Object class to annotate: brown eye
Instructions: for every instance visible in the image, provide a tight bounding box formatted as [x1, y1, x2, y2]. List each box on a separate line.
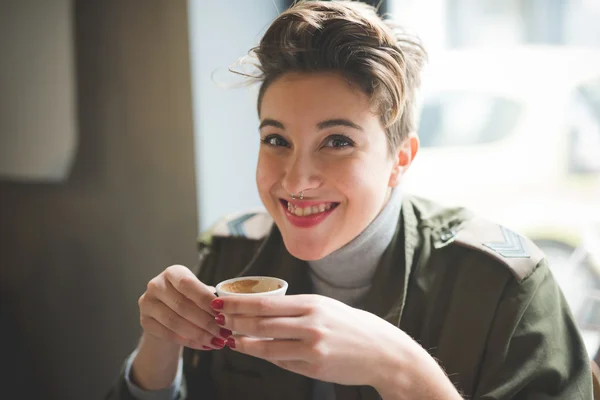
[324, 135, 354, 149]
[261, 134, 290, 148]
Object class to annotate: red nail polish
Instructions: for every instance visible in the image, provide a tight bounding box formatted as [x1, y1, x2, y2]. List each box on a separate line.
[220, 328, 232, 338]
[202, 346, 212, 350]
[211, 299, 224, 310]
[215, 313, 225, 326]
[211, 337, 225, 348]
[226, 337, 236, 349]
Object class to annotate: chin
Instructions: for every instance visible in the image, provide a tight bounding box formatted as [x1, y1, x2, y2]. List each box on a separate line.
[282, 236, 336, 261]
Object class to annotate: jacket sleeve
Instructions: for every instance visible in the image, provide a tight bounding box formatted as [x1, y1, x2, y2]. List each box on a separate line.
[473, 259, 593, 399]
[104, 237, 219, 400]
[104, 358, 186, 400]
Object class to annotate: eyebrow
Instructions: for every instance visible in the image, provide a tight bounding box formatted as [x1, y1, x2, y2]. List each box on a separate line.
[259, 118, 364, 131]
[259, 119, 285, 130]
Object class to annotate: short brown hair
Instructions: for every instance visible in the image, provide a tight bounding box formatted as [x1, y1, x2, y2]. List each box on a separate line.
[246, 0, 427, 150]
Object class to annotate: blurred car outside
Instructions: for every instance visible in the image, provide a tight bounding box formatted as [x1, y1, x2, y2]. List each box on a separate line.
[405, 46, 600, 356]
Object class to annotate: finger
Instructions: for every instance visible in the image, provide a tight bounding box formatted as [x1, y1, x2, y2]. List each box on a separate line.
[158, 280, 224, 338]
[164, 265, 216, 315]
[141, 316, 214, 351]
[212, 294, 315, 317]
[146, 299, 218, 347]
[217, 315, 310, 340]
[230, 336, 308, 361]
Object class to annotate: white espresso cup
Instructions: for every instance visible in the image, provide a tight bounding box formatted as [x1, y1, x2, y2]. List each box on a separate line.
[215, 276, 288, 339]
[216, 276, 288, 297]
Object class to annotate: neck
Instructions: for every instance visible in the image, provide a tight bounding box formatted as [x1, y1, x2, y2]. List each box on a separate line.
[308, 187, 403, 292]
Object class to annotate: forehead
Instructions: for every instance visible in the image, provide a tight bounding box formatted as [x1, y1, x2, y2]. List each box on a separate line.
[259, 72, 374, 122]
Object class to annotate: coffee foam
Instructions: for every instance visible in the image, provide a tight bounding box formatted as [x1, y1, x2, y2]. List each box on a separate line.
[220, 278, 282, 294]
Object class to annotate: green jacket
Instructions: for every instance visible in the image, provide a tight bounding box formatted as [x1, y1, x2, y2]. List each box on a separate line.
[109, 196, 593, 399]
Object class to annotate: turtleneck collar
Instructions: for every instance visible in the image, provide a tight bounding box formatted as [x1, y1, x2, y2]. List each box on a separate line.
[308, 186, 403, 290]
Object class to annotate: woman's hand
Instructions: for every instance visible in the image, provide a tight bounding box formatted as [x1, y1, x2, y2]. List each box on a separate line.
[138, 264, 231, 351]
[133, 265, 232, 391]
[211, 294, 463, 399]
[211, 294, 410, 386]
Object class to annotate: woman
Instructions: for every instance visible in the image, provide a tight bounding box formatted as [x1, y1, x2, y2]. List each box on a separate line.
[108, 1, 592, 399]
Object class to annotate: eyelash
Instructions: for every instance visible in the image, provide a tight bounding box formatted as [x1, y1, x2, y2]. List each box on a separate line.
[260, 134, 355, 149]
[261, 134, 290, 148]
[324, 135, 355, 149]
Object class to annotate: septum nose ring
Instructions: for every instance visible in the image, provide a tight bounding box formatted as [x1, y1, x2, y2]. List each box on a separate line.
[291, 191, 304, 200]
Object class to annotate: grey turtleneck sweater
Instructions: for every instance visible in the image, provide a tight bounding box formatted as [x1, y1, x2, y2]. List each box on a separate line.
[310, 187, 403, 399]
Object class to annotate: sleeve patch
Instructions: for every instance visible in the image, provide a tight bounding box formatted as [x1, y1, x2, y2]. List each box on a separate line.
[483, 226, 530, 259]
[451, 217, 544, 282]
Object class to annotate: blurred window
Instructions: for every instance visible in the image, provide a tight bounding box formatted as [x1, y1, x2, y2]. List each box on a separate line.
[580, 77, 600, 115]
[418, 92, 523, 148]
[579, 292, 600, 331]
[568, 77, 600, 174]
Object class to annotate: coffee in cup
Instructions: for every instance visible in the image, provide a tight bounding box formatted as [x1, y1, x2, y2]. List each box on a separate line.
[216, 276, 288, 297]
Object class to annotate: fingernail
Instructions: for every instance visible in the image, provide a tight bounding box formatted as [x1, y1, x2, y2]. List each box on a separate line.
[202, 346, 212, 350]
[211, 337, 225, 348]
[215, 313, 225, 326]
[226, 337, 236, 349]
[211, 299, 224, 310]
[220, 328, 232, 338]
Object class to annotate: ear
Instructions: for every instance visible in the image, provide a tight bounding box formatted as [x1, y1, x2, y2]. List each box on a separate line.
[388, 133, 419, 187]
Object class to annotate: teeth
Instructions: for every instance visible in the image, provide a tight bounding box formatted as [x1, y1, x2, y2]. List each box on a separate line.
[287, 202, 335, 217]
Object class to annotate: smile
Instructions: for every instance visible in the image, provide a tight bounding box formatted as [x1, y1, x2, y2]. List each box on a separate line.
[286, 201, 336, 216]
[279, 199, 340, 228]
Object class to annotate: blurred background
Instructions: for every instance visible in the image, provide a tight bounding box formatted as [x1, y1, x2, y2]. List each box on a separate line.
[0, 0, 598, 398]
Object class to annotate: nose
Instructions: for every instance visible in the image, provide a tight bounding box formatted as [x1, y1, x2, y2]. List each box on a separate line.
[281, 152, 321, 196]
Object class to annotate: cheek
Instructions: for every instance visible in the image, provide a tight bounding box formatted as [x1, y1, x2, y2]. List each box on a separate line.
[256, 152, 279, 196]
[330, 157, 391, 201]
[332, 157, 393, 235]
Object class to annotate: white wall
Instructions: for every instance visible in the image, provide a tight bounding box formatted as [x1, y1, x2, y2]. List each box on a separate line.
[188, 0, 283, 231]
[0, 0, 76, 181]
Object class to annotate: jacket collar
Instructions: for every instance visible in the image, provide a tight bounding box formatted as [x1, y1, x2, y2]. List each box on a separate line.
[357, 196, 419, 322]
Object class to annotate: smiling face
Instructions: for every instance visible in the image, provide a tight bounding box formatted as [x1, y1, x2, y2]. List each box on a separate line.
[256, 72, 417, 261]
